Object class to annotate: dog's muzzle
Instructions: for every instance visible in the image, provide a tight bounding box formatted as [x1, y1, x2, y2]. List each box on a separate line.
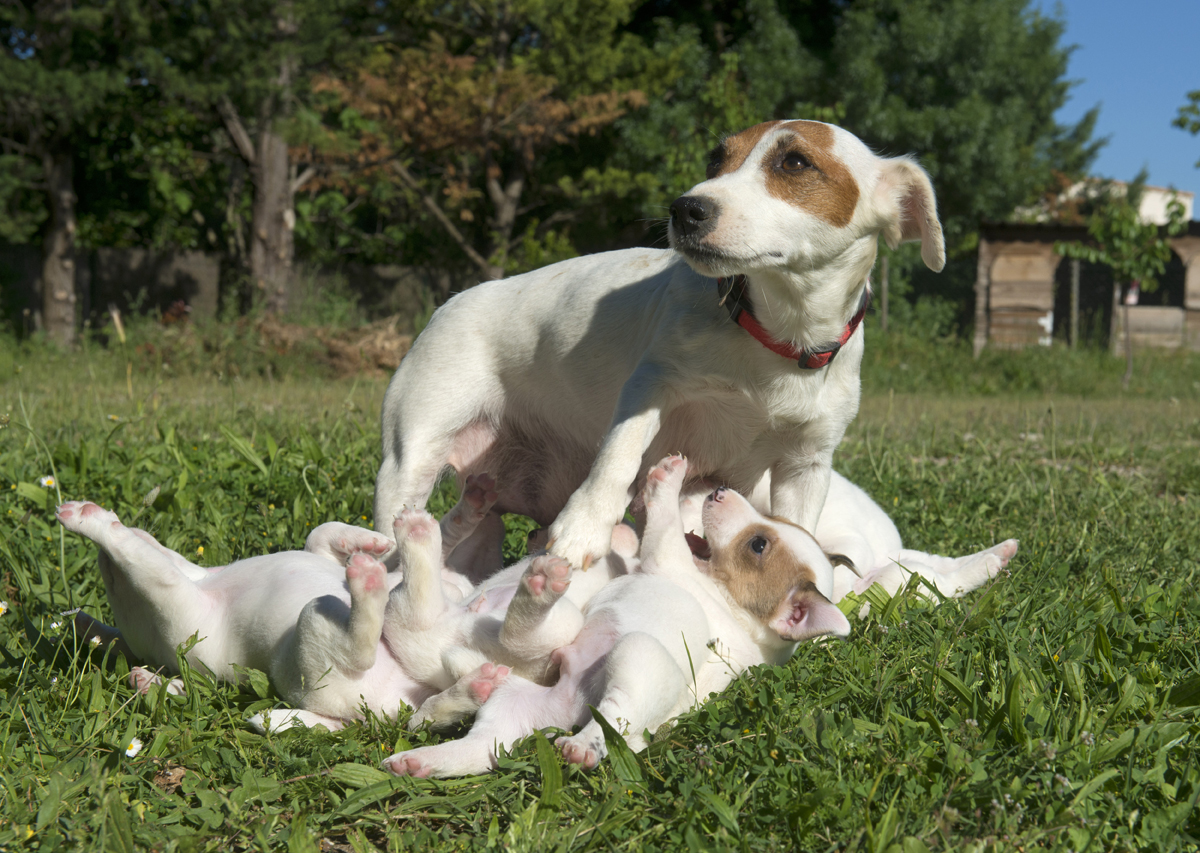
[669, 195, 720, 242]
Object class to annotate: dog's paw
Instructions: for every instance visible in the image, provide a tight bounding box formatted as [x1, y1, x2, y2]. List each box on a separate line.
[521, 554, 572, 601]
[56, 501, 122, 538]
[462, 474, 499, 515]
[394, 508, 441, 552]
[382, 751, 434, 778]
[556, 732, 605, 769]
[469, 662, 510, 704]
[642, 455, 688, 506]
[346, 552, 388, 597]
[987, 539, 1019, 569]
[129, 666, 185, 697]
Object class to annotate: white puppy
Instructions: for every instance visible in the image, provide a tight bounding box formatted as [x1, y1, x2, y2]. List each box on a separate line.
[381, 456, 853, 778]
[54, 478, 640, 733]
[375, 120, 945, 579]
[381, 458, 1018, 778]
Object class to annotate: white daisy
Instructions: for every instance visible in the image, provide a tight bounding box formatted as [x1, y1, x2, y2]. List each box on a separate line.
[124, 737, 143, 758]
[38, 475, 55, 488]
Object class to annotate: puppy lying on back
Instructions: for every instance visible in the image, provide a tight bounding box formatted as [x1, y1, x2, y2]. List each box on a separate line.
[382, 456, 853, 778]
[55, 476, 638, 731]
[375, 120, 946, 581]
[382, 458, 1019, 777]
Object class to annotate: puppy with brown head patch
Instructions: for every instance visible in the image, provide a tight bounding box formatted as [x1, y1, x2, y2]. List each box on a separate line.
[382, 456, 850, 778]
[377, 120, 944, 582]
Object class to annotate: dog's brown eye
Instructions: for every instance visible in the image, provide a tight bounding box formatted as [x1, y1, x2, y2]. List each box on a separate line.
[749, 536, 768, 555]
[780, 153, 811, 172]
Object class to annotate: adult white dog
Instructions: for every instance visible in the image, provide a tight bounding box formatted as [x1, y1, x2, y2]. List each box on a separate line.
[375, 120, 945, 579]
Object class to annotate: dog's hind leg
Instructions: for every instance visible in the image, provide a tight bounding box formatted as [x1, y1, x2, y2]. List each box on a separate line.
[556, 631, 688, 769]
[304, 522, 394, 565]
[406, 662, 511, 731]
[384, 674, 577, 778]
[499, 554, 583, 668]
[439, 473, 499, 560]
[57, 502, 208, 585]
[384, 510, 448, 631]
[292, 553, 390, 678]
[443, 510, 506, 584]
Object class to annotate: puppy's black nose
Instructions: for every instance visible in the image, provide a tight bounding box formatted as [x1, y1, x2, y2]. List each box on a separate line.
[707, 487, 726, 503]
[670, 195, 719, 239]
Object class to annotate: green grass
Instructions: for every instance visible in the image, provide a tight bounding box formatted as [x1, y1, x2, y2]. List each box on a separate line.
[1, 338, 1199, 851]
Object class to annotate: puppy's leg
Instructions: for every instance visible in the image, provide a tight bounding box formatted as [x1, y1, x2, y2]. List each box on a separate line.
[898, 539, 1019, 597]
[439, 474, 499, 559]
[129, 666, 186, 696]
[247, 708, 346, 733]
[57, 501, 208, 586]
[384, 510, 448, 631]
[384, 674, 578, 778]
[304, 522, 394, 565]
[292, 553, 390, 684]
[499, 554, 583, 666]
[407, 662, 511, 731]
[637, 456, 696, 576]
[556, 631, 687, 769]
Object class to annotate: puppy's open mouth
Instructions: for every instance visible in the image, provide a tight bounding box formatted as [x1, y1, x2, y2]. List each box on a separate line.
[685, 531, 711, 560]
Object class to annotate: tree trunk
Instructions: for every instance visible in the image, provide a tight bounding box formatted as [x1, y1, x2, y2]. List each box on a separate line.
[41, 148, 77, 348]
[250, 123, 295, 315]
[1122, 297, 1133, 389]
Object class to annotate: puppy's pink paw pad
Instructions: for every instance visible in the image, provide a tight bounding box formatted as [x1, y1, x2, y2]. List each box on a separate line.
[524, 554, 571, 598]
[462, 474, 499, 512]
[990, 539, 1019, 568]
[383, 754, 432, 778]
[346, 553, 387, 593]
[556, 737, 600, 768]
[394, 509, 437, 540]
[469, 663, 510, 704]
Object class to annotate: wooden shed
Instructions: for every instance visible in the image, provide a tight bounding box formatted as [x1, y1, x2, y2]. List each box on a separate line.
[973, 221, 1200, 356]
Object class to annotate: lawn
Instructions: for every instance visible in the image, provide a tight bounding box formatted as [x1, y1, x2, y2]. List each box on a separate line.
[1, 333, 1199, 852]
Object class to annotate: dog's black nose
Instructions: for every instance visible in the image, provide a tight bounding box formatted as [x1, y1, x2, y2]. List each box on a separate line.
[670, 195, 719, 239]
[707, 487, 726, 502]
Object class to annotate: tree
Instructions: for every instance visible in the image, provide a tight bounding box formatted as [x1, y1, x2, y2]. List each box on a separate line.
[1056, 188, 1187, 388]
[138, 0, 380, 314]
[1175, 89, 1200, 166]
[0, 0, 133, 346]
[304, 1, 648, 283]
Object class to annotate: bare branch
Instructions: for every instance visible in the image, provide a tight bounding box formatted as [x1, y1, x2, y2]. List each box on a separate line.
[391, 159, 500, 280]
[291, 165, 317, 194]
[217, 96, 256, 166]
[0, 136, 32, 155]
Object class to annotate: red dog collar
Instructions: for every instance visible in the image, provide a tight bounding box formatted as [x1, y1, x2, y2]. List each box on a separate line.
[717, 275, 870, 370]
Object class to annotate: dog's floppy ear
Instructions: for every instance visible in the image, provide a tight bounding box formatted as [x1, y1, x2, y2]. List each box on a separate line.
[876, 156, 945, 272]
[769, 584, 851, 642]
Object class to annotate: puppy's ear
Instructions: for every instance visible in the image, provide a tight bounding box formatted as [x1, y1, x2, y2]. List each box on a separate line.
[770, 585, 851, 641]
[876, 157, 945, 272]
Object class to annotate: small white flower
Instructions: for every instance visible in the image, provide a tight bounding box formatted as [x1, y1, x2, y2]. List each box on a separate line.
[50, 620, 62, 631]
[38, 476, 55, 488]
[124, 737, 143, 758]
[90, 635, 101, 647]
[1080, 730, 1095, 746]
[0, 601, 8, 617]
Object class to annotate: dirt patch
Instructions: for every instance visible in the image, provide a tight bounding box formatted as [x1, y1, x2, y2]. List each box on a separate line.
[257, 316, 413, 377]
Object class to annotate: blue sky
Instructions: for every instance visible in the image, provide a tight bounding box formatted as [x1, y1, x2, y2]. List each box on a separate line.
[1034, 0, 1199, 206]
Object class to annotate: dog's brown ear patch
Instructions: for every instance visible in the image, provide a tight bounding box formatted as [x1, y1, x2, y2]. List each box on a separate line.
[707, 121, 783, 179]
[707, 524, 820, 620]
[761, 121, 859, 228]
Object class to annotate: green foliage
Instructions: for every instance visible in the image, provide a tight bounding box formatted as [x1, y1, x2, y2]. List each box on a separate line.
[1056, 192, 1188, 295]
[1175, 89, 1200, 166]
[2, 364, 1200, 849]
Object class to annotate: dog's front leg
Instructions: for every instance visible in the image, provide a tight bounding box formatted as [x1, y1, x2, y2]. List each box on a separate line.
[770, 452, 834, 534]
[547, 371, 665, 571]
